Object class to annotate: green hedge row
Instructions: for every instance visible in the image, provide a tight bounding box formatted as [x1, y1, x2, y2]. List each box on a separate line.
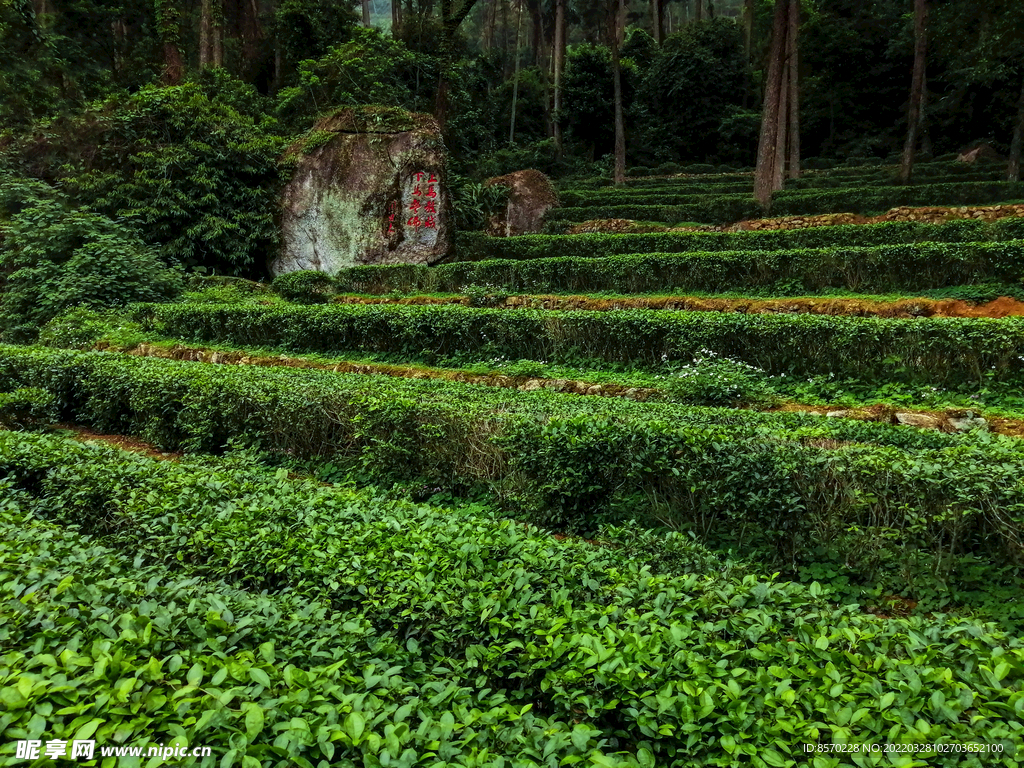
[560, 161, 1006, 191]
[555, 182, 1024, 225]
[782, 170, 1006, 191]
[452, 217, 1024, 261]
[559, 172, 1009, 207]
[131, 301, 1024, 386]
[2, 347, 1024, 578]
[347, 240, 1024, 296]
[5, 433, 1022, 764]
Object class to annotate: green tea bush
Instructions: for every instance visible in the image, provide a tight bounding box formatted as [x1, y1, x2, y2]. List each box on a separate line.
[271, 270, 336, 303]
[3, 432, 1023, 763]
[341, 239, 1024, 295]
[0, 197, 181, 340]
[2, 346, 1024, 600]
[556, 181, 1024, 224]
[134, 301, 1024, 386]
[660, 349, 775, 406]
[0, 387, 56, 429]
[453, 216, 1024, 261]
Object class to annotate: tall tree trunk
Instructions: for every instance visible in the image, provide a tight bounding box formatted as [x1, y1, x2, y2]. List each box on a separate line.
[695, 0, 703, 23]
[484, 0, 497, 50]
[392, 0, 402, 32]
[786, 0, 800, 179]
[743, 0, 754, 59]
[775, 48, 789, 185]
[651, 0, 663, 43]
[155, 0, 184, 84]
[435, 0, 481, 132]
[612, 0, 626, 185]
[753, 0, 789, 207]
[1009, 78, 1024, 182]
[362, 0, 371, 26]
[900, 0, 928, 184]
[509, 0, 524, 142]
[528, 0, 542, 67]
[200, 0, 223, 68]
[553, 0, 566, 158]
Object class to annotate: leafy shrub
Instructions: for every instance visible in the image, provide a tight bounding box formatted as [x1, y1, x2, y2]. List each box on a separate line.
[355, 239, 1024, 296]
[680, 163, 718, 174]
[4, 431, 1024, 761]
[55, 81, 286, 275]
[450, 174, 510, 231]
[0, 197, 181, 340]
[37, 307, 121, 349]
[275, 27, 417, 132]
[0, 387, 56, 429]
[661, 349, 774, 406]
[653, 161, 681, 174]
[134, 301, 1024, 388]
[4, 347, 1024, 603]
[271, 270, 336, 303]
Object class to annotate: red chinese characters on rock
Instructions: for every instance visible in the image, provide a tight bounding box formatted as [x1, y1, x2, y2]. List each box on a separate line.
[405, 171, 440, 229]
[384, 200, 398, 236]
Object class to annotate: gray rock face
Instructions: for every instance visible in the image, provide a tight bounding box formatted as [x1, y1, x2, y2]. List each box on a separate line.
[895, 412, 941, 429]
[485, 170, 559, 236]
[949, 412, 988, 432]
[272, 108, 450, 276]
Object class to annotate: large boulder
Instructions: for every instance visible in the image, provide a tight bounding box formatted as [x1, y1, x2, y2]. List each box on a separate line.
[272, 107, 450, 276]
[484, 169, 558, 237]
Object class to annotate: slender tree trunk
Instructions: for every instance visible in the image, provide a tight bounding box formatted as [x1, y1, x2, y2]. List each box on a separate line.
[484, 0, 497, 51]
[435, 0, 481, 132]
[553, 0, 566, 158]
[753, 0, 789, 207]
[695, 0, 703, 23]
[651, 0, 663, 43]
[363, 0, 371, 26]
[786, 0, 800, 178]
[509, 0, 524, 142]
[528, 0, 542, 67]
[743, 0, 754, 59]
[612, 0, 627, 185]
[1009, 78, 1024, 182]
[200, 0, 212, 67]
[155, 0, 184, 84]
[392, 0, 401, 32]
[900, 0, 928, 184]
[775, 48, 789, 185]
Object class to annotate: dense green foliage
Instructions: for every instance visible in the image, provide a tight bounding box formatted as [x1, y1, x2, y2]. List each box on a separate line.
[340, 240, 1024, 295]
[553, 182, 1024, 226]
[0, 179, 181, 341]
[453, 217, 1024, 261]
[3, 432, 1023, 764]
[16, 80, 285, 275]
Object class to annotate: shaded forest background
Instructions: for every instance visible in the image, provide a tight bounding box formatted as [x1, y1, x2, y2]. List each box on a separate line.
[0, 0, 1022, 286]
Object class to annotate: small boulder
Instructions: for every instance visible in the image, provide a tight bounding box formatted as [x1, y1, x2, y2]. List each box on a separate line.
[484, 170, 559, 237]
[957, 143, 1004, 164]
[520, 379, 543, 392]
[826, 410, 850, 418]
[949, 413, 988, 432]
[895, 412, 941, 429]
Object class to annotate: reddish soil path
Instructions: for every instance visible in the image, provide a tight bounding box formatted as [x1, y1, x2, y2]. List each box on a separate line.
[331, 293, 1024, 318]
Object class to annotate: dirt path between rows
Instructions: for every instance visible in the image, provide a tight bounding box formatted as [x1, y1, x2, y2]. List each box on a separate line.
[330, 293, 1024, 318]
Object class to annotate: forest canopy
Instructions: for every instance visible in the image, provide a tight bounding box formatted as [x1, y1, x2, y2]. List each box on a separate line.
[1, 0, 1022, 279]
